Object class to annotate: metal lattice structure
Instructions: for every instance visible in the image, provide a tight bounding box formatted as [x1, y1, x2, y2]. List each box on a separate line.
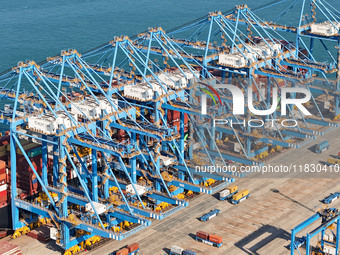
[0, 0, 339, 252]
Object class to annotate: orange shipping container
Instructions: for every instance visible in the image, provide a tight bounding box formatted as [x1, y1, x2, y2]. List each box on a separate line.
[116, 248, 129, 255]
[0, 161, 5, 170]
[127, 243, 139, 252]
[228, 185, 237, 194]
[209, 234, 223, 244]
[0, 173, 6, 183]
[232, 189, 249, 201]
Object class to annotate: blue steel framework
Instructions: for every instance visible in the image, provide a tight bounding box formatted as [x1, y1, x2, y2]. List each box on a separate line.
[0, 0, 338, 252]
[291, 208, 340, 255]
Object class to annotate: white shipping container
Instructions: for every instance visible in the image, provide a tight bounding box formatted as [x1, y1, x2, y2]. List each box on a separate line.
[233, 142, 241, 153]
[0, 184, 7, 192]
[324, 245, 336, 255]
[70, 169, 77, 179]
[50, 227, 58, 240]
[170, 245, 184, 255]
[219, 188, 231, 198]
[328, 234, 334, 242]
[324, 101, 331, 110]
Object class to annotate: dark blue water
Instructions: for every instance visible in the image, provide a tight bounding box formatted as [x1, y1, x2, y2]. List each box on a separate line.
[0, 0, 252, 71]
[1, 0, 338, 72]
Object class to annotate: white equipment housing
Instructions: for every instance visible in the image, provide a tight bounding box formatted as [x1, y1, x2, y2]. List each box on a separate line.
[85, 201, 107, 215]
[71, 96, 118, 120]
[219, 52, 255, 67]
[126, 184, 146, 196]
[158, 73, 187, 89]
[159, 155, 175, 166]
[248, 41, 281, 59]
[28, 111, 74, 135]
[124, 81, 167, 101]
[311, 21, 340, 36]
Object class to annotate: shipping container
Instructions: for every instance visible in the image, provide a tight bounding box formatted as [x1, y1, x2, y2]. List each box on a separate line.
[196, 230, 209, 240]
[170, 245, 184, 255]
[209, 234, 223, 244]
[126, 243, 139, 253]
[220, 185, 238, 201]
[231, 189, 250, 204]
[195, 230, 223, 248]
[327, 156, 340, 165]
[228, 185, 238, 194]
[0, 160, 5, 171]
[116, 248, 129, 255]
[315, 141, 329, 153]
[182, 250, 197, 255]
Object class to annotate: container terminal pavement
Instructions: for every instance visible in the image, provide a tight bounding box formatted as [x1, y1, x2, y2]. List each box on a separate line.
[0, 0, 340, 254]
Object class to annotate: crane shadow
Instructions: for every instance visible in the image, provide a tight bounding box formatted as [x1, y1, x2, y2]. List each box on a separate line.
[234, 224, 291, 255]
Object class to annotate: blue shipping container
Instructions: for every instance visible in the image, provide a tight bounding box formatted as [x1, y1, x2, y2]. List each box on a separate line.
[182, 250, 196, 255]
[315, 141, 329, 153]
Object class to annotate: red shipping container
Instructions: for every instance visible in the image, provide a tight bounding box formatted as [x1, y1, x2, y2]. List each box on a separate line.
[116, 248, 129, 255]
[127, 243, 139, 252]
[0, 190, 7, 203]
[167, 110, 180, 122]
[196, 230, 209, 240]
[209, 234, 222, 244]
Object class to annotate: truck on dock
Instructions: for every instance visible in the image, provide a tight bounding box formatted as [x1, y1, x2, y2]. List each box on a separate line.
[322, 192, 340, 204]
[195, 230, 223, 248]
[230, 189, 250, 204]
[315, 141, 330, 154]
[327, 156, 340, 166]
[219, 185, 238, 201]
[199, 209, 220, 222]
[170, 245, 196, 255]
